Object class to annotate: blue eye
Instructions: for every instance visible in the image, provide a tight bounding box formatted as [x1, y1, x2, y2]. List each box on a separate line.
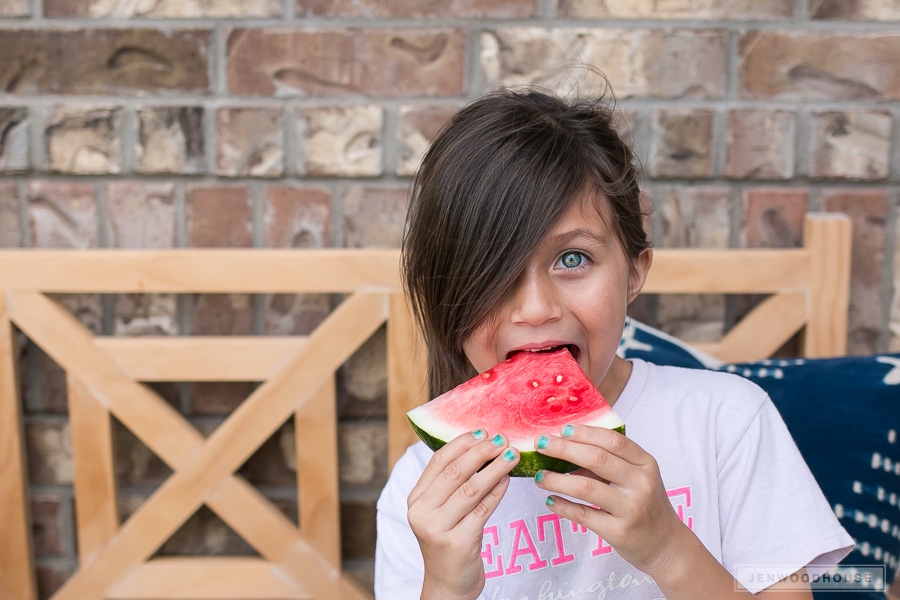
[559, 252, 585, 269]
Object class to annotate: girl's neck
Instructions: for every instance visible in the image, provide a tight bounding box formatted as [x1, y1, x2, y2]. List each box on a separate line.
[598, 355, 633, 407]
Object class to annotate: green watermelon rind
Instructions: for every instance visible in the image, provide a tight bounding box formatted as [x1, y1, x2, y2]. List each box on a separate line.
[408, 417, 626, 478]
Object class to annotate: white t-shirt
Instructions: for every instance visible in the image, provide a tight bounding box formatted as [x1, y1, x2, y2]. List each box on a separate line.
[375, 359, 854, 599]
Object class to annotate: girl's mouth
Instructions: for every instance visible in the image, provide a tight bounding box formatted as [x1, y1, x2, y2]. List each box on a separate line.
[507, 344, 580, 363]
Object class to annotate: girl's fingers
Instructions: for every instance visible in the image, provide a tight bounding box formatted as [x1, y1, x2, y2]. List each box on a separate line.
[533, 426, 634, 486]
[542, 492, 616, 534]
[408, 432, 517, 524]
[443, 446, 519, 524]
[408, 429, 496, 506]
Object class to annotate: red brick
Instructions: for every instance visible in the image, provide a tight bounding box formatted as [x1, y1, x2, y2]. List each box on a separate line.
[113, 417, 173, 485]
[35, 563, 75, 600]
[0, 181, 19, 247]
[340, 497, 376, 559]
[216, 107, 284, 177]
[0, 29, 210, 95]
[190, 381, 257, 415]
[236, 422, 295, 486]
[28, 182, 97, 248]
[298, 105, 383, 177]
[341, 327, 387, 419]
[30, 494, 64, 556]
[227, 28, 465, 97]
[811, 0, 900, 21]
[0, 107, 28, 172]
[725, 110, 796, 180]
[262, 187, 333, 336]
[808, 110, 891, 180]
[343, 187, 408, 248]
[650, 109, 716, 178]
[396, 104, 458, 176]
[652, 186, 730, 342]
[107, 182, 176, 249]
[186, 185, 252, 248]
[892, 207, 900, 352]
[0, 0, 29, 16]
[25, 421, 73, 484]
[136, 107, 205, 174]
[559, 0, 792, 19]
[299, 0, 535, 17]
[264, 186, 331, 249]
[21, 343, 69, 415]
[822, 189, 889, 355]
[740, 31, 900, 100]
[45, 106, 122, 175]
[185, 186, 254, 336]
[740, 188, 808, 248]
[482, 29, 726, 99]
[45, 0, 280, 17]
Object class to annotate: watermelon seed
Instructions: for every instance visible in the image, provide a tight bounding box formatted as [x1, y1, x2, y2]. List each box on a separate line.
[569, 396, 579, 403]
[555, 374, 563, 383]
[481, 373, 491, 379]
[531, 381, 539, 388]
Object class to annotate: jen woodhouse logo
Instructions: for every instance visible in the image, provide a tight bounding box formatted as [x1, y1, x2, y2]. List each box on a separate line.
[735, 565, 887, 593]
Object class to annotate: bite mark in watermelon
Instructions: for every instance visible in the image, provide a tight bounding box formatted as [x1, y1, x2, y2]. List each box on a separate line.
[406, 348, 625, 477]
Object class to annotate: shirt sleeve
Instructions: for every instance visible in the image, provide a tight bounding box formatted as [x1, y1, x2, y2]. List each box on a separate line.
[375, 444, 428, 600]
[716, 396, 855, 594]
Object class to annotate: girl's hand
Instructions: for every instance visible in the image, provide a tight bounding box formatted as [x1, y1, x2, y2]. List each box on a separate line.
[407, 429, 520, 600]
[533, 424, 688, 576]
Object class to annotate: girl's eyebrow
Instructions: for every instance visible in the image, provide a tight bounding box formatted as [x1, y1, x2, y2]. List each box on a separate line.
[549, 227, 610, 248]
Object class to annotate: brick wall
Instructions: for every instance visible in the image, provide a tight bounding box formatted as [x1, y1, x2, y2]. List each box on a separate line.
[2, 0, 898, 597]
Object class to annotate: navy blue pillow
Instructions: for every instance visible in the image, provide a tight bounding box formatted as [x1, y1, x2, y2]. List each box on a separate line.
[618, 319, 900, 598]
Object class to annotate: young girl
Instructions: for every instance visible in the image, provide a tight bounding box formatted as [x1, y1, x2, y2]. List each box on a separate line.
[375, 86, 853, 600]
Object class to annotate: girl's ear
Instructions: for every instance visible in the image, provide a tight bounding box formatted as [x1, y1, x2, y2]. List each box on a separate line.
[627, 248, 653, 304]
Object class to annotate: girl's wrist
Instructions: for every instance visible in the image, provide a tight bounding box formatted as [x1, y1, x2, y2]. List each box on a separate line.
[420, 574, 482, 600]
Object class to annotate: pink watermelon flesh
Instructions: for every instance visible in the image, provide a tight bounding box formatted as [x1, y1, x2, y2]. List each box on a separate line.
[406, 348, 624, 476]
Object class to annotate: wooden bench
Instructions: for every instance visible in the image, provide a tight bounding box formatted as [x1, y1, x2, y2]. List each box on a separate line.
[0, 212, 851, 600]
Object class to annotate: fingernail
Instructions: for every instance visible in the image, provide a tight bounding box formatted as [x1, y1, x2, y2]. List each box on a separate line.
[561, 424, 575, 438]
[534, 470, 545, 484]
[545, 496, 555, 507]
[536, 435, 550, 450]
[503, 449, 516, 462]
[472, 429, 486, 440]
[491, 434, 505, 447]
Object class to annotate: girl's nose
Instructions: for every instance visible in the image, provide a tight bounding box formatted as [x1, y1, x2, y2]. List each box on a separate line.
[509, 270, 562, 326]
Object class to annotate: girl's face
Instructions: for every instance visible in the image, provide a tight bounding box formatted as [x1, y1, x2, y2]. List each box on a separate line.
[461, 196, 652, 404]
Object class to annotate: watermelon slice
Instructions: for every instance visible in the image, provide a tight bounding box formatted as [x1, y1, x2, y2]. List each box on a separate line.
[406, 348, 625, 477]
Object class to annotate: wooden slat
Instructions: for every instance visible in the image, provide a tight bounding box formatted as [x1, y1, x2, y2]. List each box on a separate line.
[705, 294, 806, 363]
[107, 558, 308, 599]
[95, 336, 307, 381]
[644, 249, 809, 293]
[0, 249, 401, 293]
[387, 293, 428, 468]
[297, 378, 341, 569]
[68, 376, 120, 566]
[0, 293, 38, 600]
[48, 292, 385, 600]
[803, 214, 852, 358]
[9, 291, 374, 600]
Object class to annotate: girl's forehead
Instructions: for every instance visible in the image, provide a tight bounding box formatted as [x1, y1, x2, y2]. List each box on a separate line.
[550, 192, 615, 236]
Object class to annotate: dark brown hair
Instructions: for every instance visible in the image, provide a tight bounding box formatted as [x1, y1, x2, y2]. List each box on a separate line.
[402, 87, 650, 398]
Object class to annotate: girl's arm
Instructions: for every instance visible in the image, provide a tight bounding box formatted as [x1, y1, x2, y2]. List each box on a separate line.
[406, 429, 520, 600]
[533, 424, 814, 600]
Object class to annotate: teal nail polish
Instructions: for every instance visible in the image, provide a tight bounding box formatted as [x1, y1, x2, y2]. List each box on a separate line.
[491, 434, 505, 447]
[536, 435, 550, 450]
[545, 496, 555, 507]
[503, 449, 516, 462]
[534, 470, 545, 484]
[472, 429, 486, 440]
[561, 424, 575, 438]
